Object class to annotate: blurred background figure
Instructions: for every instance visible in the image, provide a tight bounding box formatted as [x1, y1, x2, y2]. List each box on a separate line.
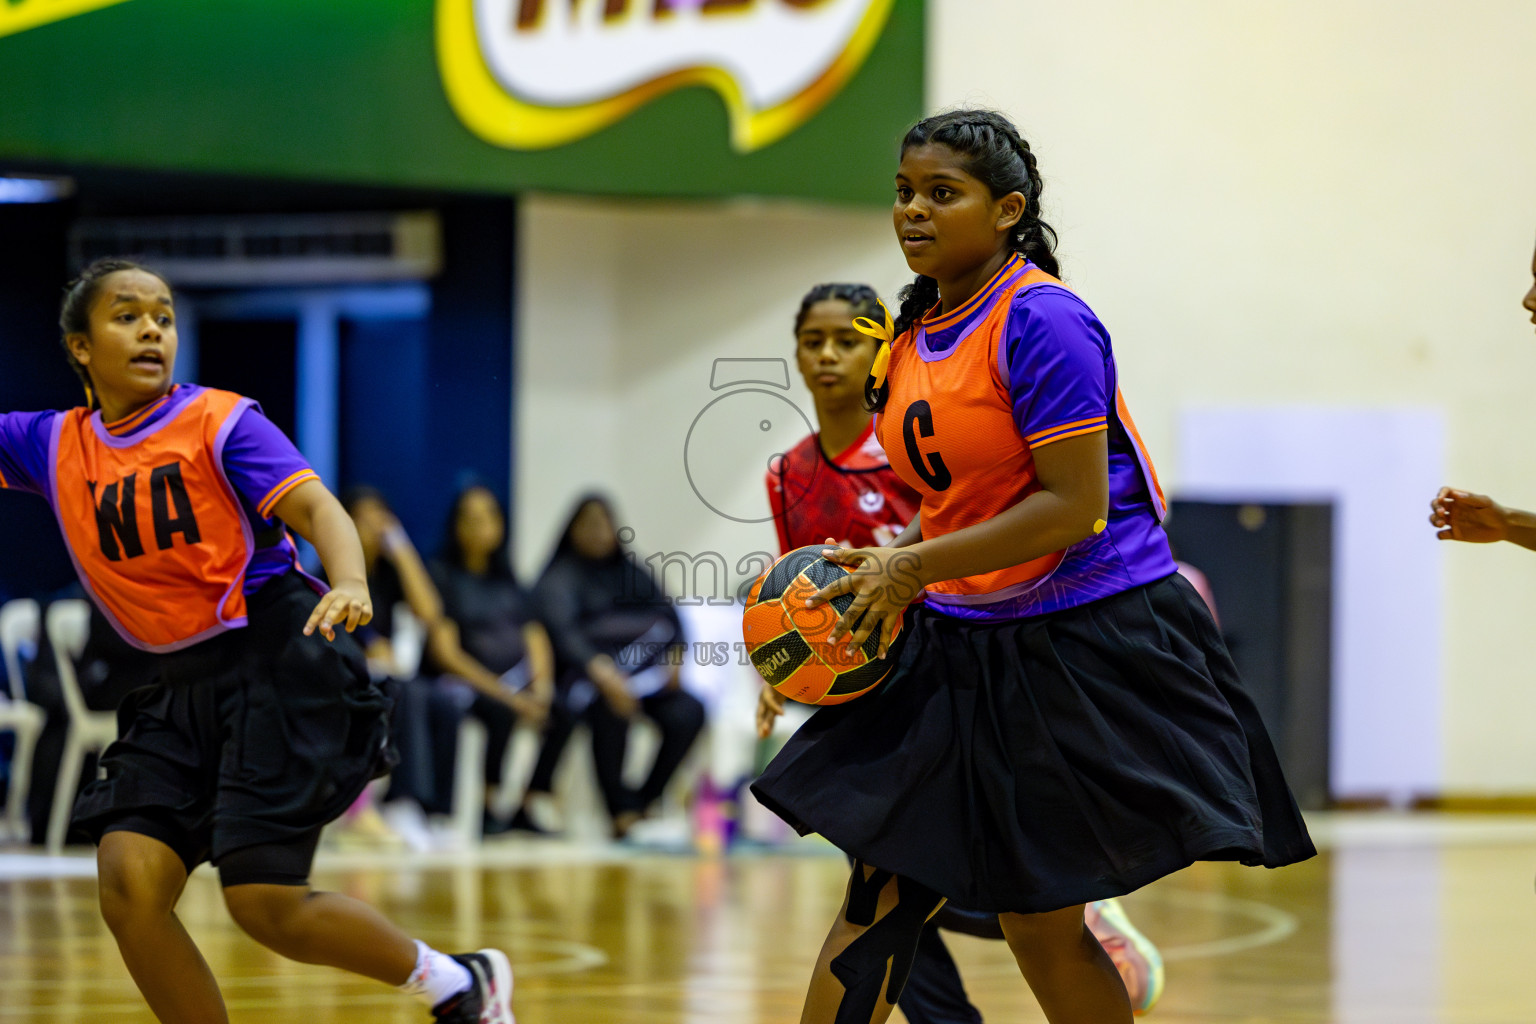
[426, 485, 555, 836]
[1428, 238, 1536, 552]
[524, 495, 705, 840]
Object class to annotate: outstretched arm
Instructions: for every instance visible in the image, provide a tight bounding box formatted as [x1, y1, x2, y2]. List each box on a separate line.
[0, 411, 58, 498]
[1430, 488, 1536, 551]
[272, 480, 372, 640]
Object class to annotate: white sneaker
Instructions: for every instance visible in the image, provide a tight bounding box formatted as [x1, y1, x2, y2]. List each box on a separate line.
[383, 801, 437, 853]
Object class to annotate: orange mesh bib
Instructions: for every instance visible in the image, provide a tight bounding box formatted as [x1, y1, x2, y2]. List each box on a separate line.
[49, 389, 257, 652]
[877, 267, 1066, 601]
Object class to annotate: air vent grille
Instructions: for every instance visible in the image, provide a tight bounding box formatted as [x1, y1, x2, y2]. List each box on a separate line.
[68, 211, 442, 285]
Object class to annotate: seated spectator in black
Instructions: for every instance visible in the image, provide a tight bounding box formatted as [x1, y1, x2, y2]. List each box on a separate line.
[342, 486, 464, 831]
[522, 495, 705, 840]
[426, 485, 555, 833]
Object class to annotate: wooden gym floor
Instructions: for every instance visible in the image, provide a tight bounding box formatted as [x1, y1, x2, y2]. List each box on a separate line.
[1, 814, 1533, 1023]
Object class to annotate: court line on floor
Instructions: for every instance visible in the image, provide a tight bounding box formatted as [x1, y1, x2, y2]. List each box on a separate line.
[950, 887, 1299, 978]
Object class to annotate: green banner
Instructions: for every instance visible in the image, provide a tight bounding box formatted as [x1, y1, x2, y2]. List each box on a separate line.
[0, 0, 923, 203]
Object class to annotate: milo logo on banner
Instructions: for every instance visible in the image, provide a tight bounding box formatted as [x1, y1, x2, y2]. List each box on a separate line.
[436, 0, 895, 152]
[0, 0, 131, 40]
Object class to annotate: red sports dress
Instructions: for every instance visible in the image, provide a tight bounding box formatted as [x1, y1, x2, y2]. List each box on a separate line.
[765, 423, 919, 555]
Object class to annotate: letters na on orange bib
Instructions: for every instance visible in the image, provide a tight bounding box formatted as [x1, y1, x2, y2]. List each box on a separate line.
[1, 384, 318, 652]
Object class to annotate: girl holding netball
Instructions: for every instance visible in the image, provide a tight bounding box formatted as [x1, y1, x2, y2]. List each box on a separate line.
[760, 282, 1165, 1019]
[752, 111, 1315, 1024]
[0, 260, 513, 1024]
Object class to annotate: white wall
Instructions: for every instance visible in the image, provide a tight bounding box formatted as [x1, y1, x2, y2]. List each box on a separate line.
[516, 2, 1536, 794]
[515, 197, 903, 587]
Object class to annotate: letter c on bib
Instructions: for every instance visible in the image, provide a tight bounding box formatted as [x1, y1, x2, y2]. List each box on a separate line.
[901, 401, 951, 491]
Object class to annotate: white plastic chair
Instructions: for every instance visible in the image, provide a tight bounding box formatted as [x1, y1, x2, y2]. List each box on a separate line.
[45, 600, 117, 854]
[448, 704, 543, 845]
[391, 603, 425, 680]
[0, 600, 47, 843]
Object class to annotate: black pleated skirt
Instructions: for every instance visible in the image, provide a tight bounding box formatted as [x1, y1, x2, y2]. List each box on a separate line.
[751, 572, 1315, 914]
[72, 572, 397, 861]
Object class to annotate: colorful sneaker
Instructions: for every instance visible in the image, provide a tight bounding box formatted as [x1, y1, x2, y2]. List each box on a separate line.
[1086, 898, 1164, 1016]
[431, 949, 515, 1024]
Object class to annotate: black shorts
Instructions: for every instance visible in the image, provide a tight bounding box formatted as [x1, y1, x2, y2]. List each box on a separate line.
[73, 572, 397, 874]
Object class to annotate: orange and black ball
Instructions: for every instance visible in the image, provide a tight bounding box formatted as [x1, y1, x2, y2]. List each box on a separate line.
[742, 545, 903, 705]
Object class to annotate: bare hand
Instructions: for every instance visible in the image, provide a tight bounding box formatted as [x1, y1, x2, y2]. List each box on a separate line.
[1429, 487, 1508, 543]
[603, 683, 639, 719]
[587, 655, 639, 717]
[304, 580, 373, 641]
[756, 683, 786, 740]
[508, 689, 551, 728]
[808, 543, 922, 660]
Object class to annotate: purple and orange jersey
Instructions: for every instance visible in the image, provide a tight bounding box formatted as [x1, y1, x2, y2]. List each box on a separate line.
[0, 384, 318, 651]
[766, 422, 921, 556]
[876, 255, 1175, 620]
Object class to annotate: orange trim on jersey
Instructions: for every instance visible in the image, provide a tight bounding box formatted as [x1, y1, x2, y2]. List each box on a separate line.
[1029, 422, 1109, 447]
[1024, 417, 1108, 446]
[1114, 389, 1167, 520]
[256, 469, 319, 520]
[103, 391, 173, 436]
[0, 464, 9, 489]
[921, 254, 1025, 332]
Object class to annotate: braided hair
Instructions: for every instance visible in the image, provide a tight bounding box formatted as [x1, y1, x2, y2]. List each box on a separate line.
[58, 258, 170, 410]
[793, 282, 882, 335]
[890, 110, 1060, 346]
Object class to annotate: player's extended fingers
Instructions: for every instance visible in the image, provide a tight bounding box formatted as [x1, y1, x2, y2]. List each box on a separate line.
[843, 608, 885, 656]
[1436, 527, 1456, 540]
[320, 595, 357, 640]
[820, 545, 867, 568]
[322, 597, 351, 627]
[807, 573, 855, 607]
[756, 692, 782, 739]
[877, 613, 899, 660]
[343, 601, 368, 634]
[828, 591, 871, 643]
[303, 595, 336, 637]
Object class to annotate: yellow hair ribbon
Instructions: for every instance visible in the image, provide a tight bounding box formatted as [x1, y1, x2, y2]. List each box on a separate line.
[851, 299, 897, 392]
[83, 381, 95, 410]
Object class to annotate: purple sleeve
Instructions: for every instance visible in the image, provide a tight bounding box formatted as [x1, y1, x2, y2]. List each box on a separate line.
[0, 411, 58, 497]
[220, 405, 320, 523]
[1002, 287, 1113, 448]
